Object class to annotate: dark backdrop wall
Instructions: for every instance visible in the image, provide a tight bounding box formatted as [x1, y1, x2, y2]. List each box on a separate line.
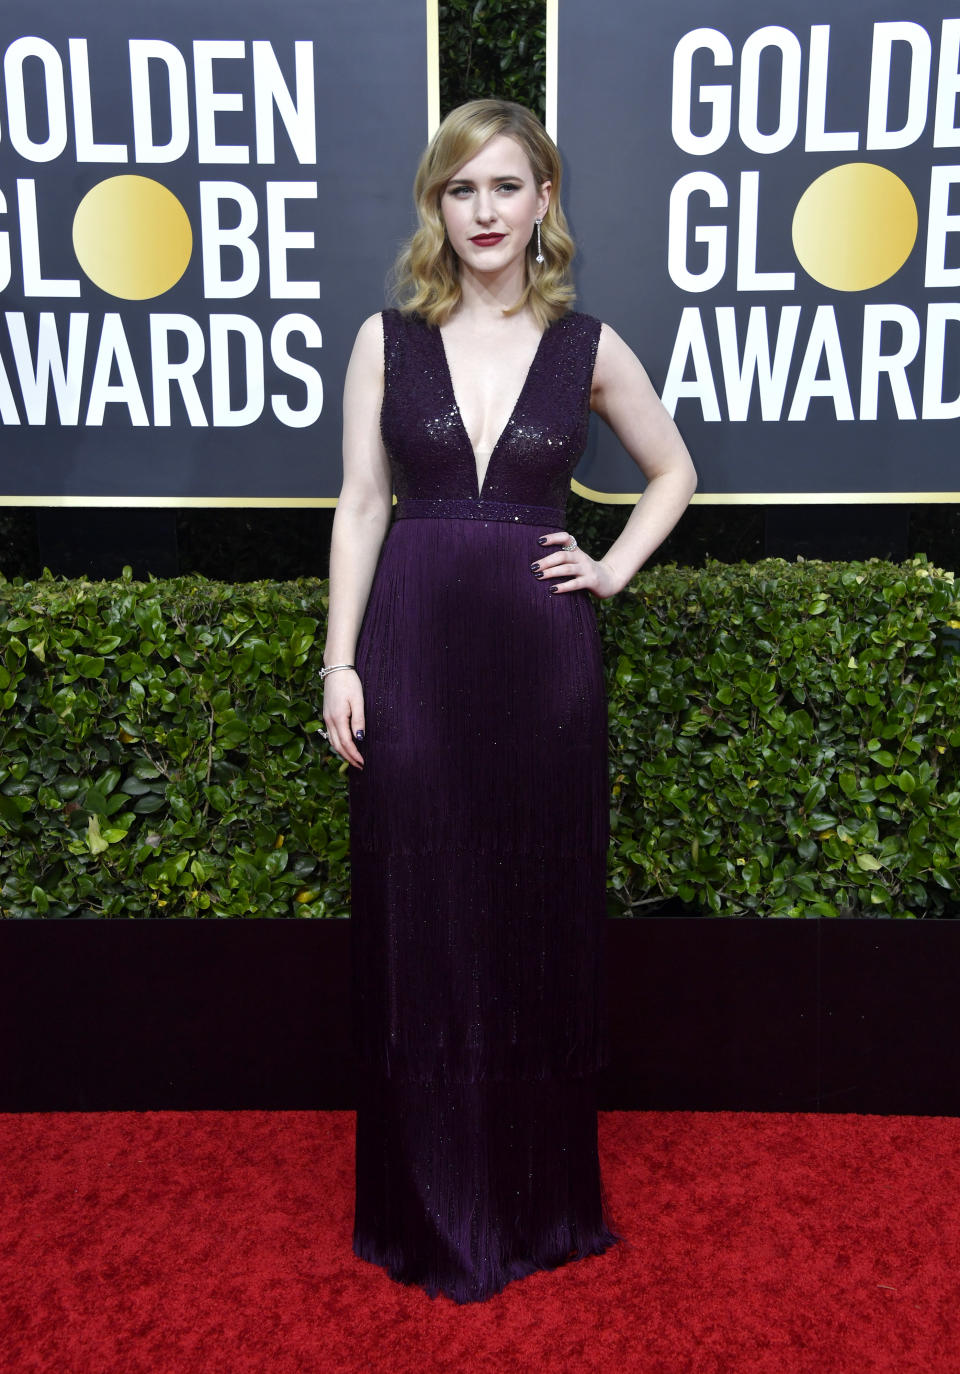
[1, 0, 956, 580]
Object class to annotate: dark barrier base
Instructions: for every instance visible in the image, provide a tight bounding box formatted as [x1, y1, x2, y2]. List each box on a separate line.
[2, 917, 958, 1115]
[764, 506, 909, 562]
[603, 917, 960, 1115]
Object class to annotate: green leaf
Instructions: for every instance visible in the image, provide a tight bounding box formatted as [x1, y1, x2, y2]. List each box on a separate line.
[83, 787, 109, 815]
[264, 849, 289, 877]
[132, 759, 163, 781]
[838, 771, 858, 798]
[0, 794, 24, 827]
[74, 655, 105, 678]
[121, 776, 156, 796]
[86, 814, 109, 855]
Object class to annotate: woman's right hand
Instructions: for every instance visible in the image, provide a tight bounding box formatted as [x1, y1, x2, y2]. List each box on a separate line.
[322, 669, 365, 768]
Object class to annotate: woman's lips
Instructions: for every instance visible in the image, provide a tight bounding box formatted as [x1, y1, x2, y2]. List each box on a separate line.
[470, 233, 505, 246]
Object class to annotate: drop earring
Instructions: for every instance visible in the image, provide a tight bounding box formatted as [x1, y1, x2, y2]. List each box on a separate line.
[534, 217, 544, 264]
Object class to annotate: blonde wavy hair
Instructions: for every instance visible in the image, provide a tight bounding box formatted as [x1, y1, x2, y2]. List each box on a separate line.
[392, 99, 576, 329]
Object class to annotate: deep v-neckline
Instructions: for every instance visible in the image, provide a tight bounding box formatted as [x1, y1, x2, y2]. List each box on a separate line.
[435, 323, 549, 499]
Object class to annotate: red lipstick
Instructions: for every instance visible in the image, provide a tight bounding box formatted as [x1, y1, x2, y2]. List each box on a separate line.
[470, 233, 505, 246]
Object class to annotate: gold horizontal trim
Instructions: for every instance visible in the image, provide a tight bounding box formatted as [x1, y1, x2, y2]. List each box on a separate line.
[0, 495, 338, 508]
[693, 491, 960, 505]
[571, 479, 960, 506]
[2, 488, 959, 508]
[571, 478, 636, 505]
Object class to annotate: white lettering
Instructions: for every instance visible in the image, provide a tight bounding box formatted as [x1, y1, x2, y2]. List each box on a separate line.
[738, 27, 801, 155]
[788, 306, 854, 421]
[661, 307, 721, 420]
[68, 39, 127, 162]
[266, 182, 319, 298]
[149, 314, 208, 425]
[4, 37, 68, 162]
[667, 172, 727, 294]
[736, 172, 795, 291]
[193, 40, 249, 164]
[0, 344, 20, 423]
[922, 303, 960, 418]
[805, 25, 859, 152]
[671, 29, 733, 155]
[270, 314, 322, 426]
[934, 19, 960, 147]
[0, 189, 10, 293]
[7, 311, 88, 424]
[17, 180, 80, 296]
[860, 305, 920, 419]
[716, 306, 801, 420]
[85, 314, 149, 426]
[252, 41, 316, 165]
[199, 182, 260, 297]
[925, 165, 960, 287]
[209, 314, 264, 424]
[866, 22, 932, 151]
[129, 40, 191, 164]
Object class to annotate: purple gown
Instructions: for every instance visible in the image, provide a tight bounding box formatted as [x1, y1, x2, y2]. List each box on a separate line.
[348, 307, 622, 1303]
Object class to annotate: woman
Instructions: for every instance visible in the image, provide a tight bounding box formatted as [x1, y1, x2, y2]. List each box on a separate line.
[322, 99, 697, 1304]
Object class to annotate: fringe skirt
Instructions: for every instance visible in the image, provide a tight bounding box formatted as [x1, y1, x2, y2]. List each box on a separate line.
[347, 513, 622, 1303]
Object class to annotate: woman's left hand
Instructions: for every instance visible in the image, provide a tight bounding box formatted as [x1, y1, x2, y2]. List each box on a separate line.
[529, 531, 624, 600]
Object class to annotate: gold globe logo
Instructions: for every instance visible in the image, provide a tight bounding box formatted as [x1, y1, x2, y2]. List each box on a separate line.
[72, 175, 193, 300]
[792, 162, 918, 293]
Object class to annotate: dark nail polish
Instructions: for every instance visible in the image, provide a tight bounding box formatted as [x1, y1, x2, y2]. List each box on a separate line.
[537, 535, 548, 545]
[355, 729, 365, 741]
[549, 585, 558, 593]
[534, 570, 543, 579]
[530, 562, 540, 571]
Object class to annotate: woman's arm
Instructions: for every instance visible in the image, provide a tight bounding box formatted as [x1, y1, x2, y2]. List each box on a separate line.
[535, 322, 697, 598]
[322, 313, 393, 767]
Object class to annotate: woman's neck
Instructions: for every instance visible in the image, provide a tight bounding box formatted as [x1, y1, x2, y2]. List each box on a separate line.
[455, 259, 528, 322]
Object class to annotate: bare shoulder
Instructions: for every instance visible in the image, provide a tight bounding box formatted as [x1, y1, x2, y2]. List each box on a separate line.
[594, 321, 650, 377]
[352, 311, 385, 362]
[344, 312, 385, 392]
[591, 321, 657, 409]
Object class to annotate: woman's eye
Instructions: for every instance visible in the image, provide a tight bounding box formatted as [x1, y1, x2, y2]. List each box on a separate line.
[448, 186, 472, 197]
[497, 183, 521, 193]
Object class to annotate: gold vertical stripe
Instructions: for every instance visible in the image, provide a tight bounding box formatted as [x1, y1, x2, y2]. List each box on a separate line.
[426, 0, 440, 135]
[545, 0, 558, 140]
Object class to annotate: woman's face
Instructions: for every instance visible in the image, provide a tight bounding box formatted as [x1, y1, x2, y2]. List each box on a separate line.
[440, 133, 550, 279]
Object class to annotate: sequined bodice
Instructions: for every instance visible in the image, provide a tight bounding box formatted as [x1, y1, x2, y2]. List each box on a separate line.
[380, 308, 602, 510]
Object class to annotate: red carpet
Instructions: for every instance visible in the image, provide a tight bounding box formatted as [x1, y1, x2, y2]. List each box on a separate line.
[2, 1110, 959, 1373]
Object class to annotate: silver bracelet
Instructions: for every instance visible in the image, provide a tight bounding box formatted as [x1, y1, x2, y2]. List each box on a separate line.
[320, 663, 356, 681]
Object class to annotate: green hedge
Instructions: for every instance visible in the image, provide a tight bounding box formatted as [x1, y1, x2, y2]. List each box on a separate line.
[439, 1, 546, 118]
[0, 574, 343, 919]
[608, 557, 960, 919]
[2, 557, 959, 919]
